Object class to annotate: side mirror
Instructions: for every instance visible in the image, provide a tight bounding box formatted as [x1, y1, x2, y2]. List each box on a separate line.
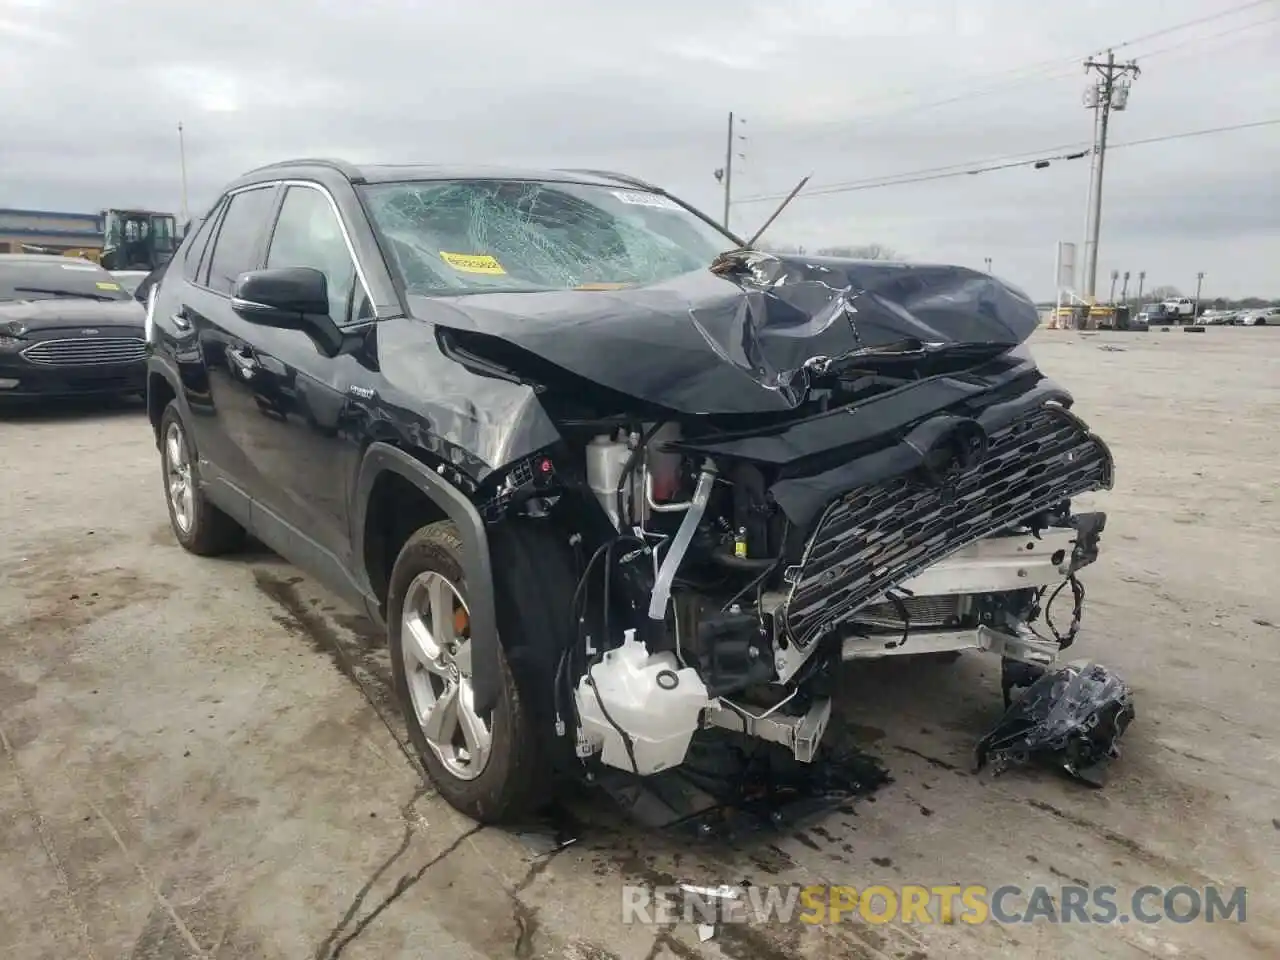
[232, 267, 343, 354]
[233, 267, 330, 319]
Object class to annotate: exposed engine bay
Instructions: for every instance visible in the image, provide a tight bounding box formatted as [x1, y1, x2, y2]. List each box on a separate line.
[444, 249, 1118, 782]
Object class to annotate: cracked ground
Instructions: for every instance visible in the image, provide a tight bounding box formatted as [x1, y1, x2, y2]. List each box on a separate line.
[2, 328, 1279, 959]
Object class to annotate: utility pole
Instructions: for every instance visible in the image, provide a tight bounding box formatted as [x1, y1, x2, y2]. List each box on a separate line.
[1137, 270, 1146, 303]
[1194, 271, 1205, 317]
[1121, 270, 1130, 303]
[178, 121, 190, 227]
[712, 112, 746, 231]
[1109, 269, 1119, 304]
[1080, 50, 1140, 304]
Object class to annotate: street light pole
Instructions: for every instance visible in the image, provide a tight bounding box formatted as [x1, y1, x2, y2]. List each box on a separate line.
[1121, 270, 1130, 303]
[721, 111, 734, 229]
[1194, 271, 1205, 317]
[1109, 269, 1119, 304]
[178, 121, 190, 226]
[1137, 270, 1146, 303]
[984, 257, 992, 273]
[712, 112, 745, 230]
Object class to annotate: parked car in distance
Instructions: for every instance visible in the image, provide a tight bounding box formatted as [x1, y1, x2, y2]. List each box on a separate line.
[1136, 303, 1170, 326]
[1238, 307, 1279, 326]
[0, 254, 147, 400]
[1198, 309, 1235, 325]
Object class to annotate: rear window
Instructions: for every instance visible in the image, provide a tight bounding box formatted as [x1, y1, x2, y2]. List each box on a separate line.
[360, 178, 731, 295]
[0, 259, 132, 302]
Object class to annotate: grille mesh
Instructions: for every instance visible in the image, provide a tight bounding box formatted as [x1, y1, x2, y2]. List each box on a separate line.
[853, 594, 963, 629]
[783, 403, 1112, 647]
[21, 337, 146, 366]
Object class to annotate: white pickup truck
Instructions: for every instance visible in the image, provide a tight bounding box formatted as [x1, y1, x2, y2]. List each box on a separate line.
[1161, 297, 1196, 319]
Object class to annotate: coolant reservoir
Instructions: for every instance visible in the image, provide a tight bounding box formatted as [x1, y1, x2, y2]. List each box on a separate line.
[586, 433, 629, 528]
[576, 629, 709, 775]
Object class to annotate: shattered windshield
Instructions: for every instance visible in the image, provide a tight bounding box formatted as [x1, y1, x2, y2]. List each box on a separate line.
[360, 179, 733, 295]
[0, 259, 132, 302]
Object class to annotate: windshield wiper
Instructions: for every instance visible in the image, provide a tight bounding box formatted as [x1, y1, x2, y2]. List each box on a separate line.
[11, 286, 116, 302]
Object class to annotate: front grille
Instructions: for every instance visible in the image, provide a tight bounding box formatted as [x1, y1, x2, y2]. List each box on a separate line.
[853, 594, 964, 630]
[21, 337, 147, 367]
[783, 402, 1113, 647]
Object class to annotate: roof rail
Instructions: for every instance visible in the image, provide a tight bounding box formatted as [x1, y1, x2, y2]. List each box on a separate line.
[242, 157, 366, 183]
[558, 168, 660, 191]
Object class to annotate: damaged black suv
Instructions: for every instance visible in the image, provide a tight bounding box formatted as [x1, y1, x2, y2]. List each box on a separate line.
[146, 159, 1114, 822]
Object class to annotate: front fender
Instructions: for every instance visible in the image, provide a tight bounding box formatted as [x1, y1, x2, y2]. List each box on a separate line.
[352, 442, 501, 716]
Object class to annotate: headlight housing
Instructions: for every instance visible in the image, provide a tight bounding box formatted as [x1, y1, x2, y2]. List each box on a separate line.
[0, 319, 27, 338]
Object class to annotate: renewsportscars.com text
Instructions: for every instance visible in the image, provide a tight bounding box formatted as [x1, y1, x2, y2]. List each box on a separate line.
[622, 883, 1248, 926]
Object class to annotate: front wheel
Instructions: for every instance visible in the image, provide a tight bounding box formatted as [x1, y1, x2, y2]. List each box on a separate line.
[387, 521, 542, 823]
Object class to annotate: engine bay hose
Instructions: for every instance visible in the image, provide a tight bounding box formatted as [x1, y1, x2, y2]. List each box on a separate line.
[647, 463, 717, 620]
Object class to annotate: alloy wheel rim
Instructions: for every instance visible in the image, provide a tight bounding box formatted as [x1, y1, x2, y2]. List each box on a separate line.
[164, 421, 195, 533]
[400, 571, 492, 781]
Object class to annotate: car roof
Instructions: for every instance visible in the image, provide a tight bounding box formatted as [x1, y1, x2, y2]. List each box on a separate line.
[228, 158, 663, 193]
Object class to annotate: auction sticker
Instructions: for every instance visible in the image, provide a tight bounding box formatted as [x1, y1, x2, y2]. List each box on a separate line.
[60, 263, 98, 271]
[96, 281, 121, 290]
[611, 190, 679, 210]
[439, 251, 506, 275]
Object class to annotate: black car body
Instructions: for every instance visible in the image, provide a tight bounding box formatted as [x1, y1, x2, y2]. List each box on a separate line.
[147, 160, 1114, 822]
[0, 254, 147, 399]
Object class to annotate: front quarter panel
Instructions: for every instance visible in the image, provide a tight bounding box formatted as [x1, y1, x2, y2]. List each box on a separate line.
[370, 315, 561, 483]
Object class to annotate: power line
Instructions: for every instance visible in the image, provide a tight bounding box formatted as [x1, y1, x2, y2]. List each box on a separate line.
[731, 118, 1280, 205]
[1134, 12, 1280, 58]
[755, 1, 1275, 150]
[1113, 117, 1280, 149]
[1108, 0, 1271, 50]
[737, 139, 1093, 200]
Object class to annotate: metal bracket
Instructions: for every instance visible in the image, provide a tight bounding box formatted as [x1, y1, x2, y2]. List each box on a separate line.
[703, 696, 832, 763]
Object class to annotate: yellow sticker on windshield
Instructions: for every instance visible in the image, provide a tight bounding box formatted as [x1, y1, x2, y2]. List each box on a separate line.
[95, 281, 121, 290]
[439, 252, 506, 275]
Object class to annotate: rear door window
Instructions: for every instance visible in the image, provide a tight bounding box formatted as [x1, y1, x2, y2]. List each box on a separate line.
[205, 186, 277, 295]
[181, 202, 224, 283]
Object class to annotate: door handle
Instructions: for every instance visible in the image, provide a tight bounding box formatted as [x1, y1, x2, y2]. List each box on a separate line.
[171, 309, 192, 331]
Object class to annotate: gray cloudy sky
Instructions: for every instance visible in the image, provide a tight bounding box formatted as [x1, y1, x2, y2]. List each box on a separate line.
[2, 0, 1277, 298]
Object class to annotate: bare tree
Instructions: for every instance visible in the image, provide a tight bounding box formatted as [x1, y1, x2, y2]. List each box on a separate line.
[1147, 285, 1182, 300]
[815, 243, 901, 260]
[755, 242, 902, 260]
[756, 241, 806, 255]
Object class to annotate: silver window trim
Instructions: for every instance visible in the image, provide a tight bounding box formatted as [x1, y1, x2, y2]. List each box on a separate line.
[226, 179, 376, 321]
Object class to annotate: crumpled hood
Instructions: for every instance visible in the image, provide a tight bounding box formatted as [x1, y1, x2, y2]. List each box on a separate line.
[419, 251, 1041, 415]
[0, 297, 144, 330]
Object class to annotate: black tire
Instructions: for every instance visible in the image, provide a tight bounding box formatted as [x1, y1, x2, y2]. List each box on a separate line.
[387, 521, 542, 823]
[158, 401, 245, 555]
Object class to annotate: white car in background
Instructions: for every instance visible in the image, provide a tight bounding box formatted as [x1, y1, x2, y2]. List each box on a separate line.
[1160, 297, 1196, 319]
[1238, 307, 1279, 326]
[1198, 309, 1235, 325]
